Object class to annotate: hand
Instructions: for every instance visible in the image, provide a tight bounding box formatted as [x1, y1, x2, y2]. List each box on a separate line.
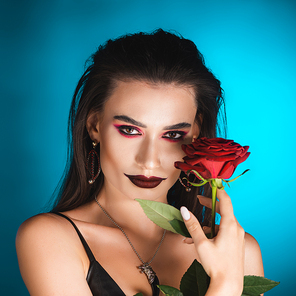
[181, 189, 245, 296]
[199, 195, 220, 236]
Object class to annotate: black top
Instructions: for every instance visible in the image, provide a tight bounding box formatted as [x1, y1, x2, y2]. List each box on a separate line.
[53, 212, 160, 296]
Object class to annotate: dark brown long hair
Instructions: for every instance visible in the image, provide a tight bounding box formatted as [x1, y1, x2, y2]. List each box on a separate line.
[51, 29, 226, 225]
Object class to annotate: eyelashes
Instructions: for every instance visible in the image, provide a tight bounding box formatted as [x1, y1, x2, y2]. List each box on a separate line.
[114, 125, 142, 138]
[114, 124, 188, 141]
[162, 131, 187, 142]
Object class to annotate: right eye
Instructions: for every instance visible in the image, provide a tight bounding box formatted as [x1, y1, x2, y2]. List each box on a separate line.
[115, 125, 142, 137]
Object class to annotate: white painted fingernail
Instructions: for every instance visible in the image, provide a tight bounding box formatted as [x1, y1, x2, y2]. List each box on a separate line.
[181, 206, 190, 221]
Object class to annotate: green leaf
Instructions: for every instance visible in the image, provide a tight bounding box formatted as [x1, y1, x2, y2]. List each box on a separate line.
[187, 179, 208, 187]
[136, 199, 184, 233]
[158, 285, 184, 296]
[242, 275, 280, 295]
[169, 219, 191, 238]
[187, 170, 207, 182]
[225, 169, 250, 183]
[184, 170, 209, 187]
[180, 260, 210, 296]
[133, 293, 144, 296]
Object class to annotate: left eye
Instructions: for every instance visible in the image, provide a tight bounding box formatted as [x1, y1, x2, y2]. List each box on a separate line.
[121, 127, 141, 135]
[162, 131, 185, 140]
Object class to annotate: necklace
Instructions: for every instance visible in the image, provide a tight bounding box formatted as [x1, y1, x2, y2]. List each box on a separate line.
[94, 196, 166, 285]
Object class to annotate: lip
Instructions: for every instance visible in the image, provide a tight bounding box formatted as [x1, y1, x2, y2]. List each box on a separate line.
[124, 174, 167, 189]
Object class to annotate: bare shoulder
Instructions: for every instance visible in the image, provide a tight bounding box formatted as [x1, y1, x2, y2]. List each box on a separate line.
[244, 232, 264, 276]
[17, 213, 68, 240]
[16, 213, 77, 256]
[16, 213, 92, 296]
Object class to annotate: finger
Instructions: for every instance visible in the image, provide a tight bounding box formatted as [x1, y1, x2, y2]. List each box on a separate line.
[181, 207, 206, 243]
[216, 189, 234, 219]
[183, 237, 194, 244]
[198, 195, 220, 214]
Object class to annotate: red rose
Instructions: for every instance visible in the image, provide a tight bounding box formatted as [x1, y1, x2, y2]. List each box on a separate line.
[175, 137, 250, 180]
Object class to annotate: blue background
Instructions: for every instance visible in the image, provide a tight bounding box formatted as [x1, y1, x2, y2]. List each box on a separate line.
[1, 0, 295, 295]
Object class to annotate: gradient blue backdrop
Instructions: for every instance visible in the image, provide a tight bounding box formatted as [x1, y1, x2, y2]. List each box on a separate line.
[1, 0, 295, 295]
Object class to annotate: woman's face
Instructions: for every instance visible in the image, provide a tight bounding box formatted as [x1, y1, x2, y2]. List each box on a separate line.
[90, 80, 199, 202]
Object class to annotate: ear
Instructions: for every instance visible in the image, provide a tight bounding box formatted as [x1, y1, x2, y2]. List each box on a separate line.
[192, 121, 201, 142]
[192, 113, 203, 141]
[86, 112, 101, 143]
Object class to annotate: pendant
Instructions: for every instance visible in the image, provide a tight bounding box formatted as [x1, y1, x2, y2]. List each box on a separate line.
[137, 263, 156, 284]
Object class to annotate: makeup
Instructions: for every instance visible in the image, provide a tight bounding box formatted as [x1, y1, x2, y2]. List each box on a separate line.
[161, 131, 188, 142]
[124, 174, 167, 188]
[114, 124, 142, 138]
[114, 124, 188, 142]
[97, 80, 197, 201]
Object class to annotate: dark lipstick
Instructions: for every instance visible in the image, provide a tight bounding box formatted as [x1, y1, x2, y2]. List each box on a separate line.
[124, 174, 166, 188]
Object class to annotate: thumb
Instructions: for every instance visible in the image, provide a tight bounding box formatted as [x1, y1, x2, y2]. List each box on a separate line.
[181, 207, 206, 243]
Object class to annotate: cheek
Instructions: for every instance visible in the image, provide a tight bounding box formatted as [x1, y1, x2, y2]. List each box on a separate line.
[161, 144, 185, 174]
[165, 140, 187, 160]
[161, 154, 183, 191]
[99, 131, 134, 174]
[99, 130, 120, 172]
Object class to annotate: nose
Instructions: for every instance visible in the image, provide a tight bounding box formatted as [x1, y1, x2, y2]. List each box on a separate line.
[135, 137, 161, 170]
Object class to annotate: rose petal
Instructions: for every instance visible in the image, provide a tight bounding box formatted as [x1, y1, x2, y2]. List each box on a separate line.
[218, 162, 235, 179]
[232, 151, 250, 168]
[205, 154, 238, 161]
[199, 159, 226, 179]
[176, 138, 250, 181]
[174, 161, 210, 180]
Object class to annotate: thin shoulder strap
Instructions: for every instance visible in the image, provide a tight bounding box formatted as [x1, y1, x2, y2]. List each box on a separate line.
[53, 212, 96, 262]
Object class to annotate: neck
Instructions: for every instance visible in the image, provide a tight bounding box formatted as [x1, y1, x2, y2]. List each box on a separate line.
[92, 183, 167, 289]
[93, 183, 166, 239]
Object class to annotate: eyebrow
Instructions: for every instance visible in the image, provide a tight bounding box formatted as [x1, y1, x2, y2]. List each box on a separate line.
[113, 115, 147, 128]
[163, 122, 191, 130]
[114, 115, 191, 130]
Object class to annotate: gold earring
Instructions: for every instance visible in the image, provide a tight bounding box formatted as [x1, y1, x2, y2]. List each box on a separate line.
[178, 177, 192, 192]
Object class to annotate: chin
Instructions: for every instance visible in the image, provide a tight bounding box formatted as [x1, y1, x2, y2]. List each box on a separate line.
[128, 184, 171, 203]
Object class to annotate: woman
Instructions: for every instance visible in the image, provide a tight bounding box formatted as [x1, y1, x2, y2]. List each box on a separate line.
[16, 29, 263, 296]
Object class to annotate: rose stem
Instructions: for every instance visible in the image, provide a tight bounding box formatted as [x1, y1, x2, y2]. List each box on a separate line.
[211, 181, 217, 239]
